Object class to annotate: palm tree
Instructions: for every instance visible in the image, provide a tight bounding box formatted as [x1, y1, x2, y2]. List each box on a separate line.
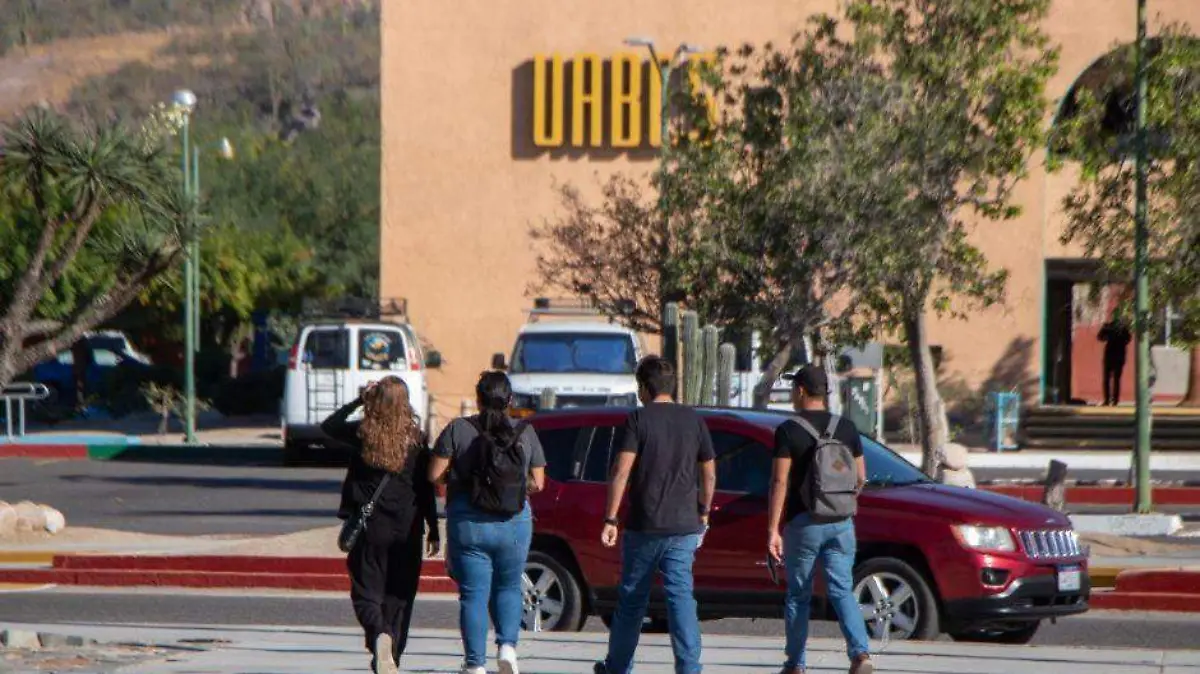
[0, 107, 194, 390]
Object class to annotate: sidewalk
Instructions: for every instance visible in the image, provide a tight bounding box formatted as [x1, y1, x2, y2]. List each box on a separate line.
[3, 623, 1199, 673]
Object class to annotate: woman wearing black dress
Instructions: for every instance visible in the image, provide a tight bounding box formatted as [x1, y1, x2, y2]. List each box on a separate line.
[323, 376, 440, 674]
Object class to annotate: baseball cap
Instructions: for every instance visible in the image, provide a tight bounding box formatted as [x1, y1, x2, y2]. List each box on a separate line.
[783, 364, 829, 396]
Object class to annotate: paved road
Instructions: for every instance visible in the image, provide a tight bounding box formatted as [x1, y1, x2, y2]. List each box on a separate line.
[4, 458, 1200, 535]
[0, 588, 1198, 651]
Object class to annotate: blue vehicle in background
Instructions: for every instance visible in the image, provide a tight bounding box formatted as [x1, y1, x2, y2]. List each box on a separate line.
[29, 331, 152, 407]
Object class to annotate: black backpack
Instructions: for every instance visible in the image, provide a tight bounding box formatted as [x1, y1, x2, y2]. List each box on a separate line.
[466, 417, 531, 516]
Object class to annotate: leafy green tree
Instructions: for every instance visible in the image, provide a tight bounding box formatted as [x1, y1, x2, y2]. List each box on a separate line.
[784, 0, 1059, 475]
[1056, 28, 1200, 404]
[0, 107, 191, 388]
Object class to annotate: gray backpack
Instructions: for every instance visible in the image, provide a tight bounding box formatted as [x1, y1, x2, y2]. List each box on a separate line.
[794, 416, 859, 521]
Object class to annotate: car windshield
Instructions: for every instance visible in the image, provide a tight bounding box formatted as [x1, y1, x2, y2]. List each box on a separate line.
[861, 435, 932, 487]
[511, 333, 636, 374]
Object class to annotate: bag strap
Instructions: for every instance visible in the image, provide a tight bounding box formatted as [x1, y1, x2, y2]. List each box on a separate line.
[792, 417, 824, 442]
[509, 420, 532, 448]
[824, 414, 841, 439]
[363, 474, 391, 511]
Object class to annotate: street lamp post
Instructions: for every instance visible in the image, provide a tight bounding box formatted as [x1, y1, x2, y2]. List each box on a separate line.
[1133, 0, 1153, 513]
[173, 89, 198, 445]
[623, 37, 702, 385]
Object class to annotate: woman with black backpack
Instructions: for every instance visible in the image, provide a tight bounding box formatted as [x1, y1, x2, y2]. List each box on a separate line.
[323, 377, 440, 674]
[429, 371, 546, 674]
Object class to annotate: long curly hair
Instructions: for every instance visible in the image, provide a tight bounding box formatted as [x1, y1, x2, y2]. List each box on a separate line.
[358, 376, 422, 473]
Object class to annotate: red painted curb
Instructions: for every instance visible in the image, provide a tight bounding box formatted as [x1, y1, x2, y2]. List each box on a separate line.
[0, 567, 457, 593]
[1089, 590, 1200, 613]
[1113, 570, 1200, 594]
[0, 444, 89, 460]
[982, 485, 1200, 506]
[55, 555, 449, 578]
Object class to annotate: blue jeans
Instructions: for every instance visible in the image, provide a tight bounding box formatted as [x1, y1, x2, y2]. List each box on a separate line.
[446, 497, 533, 668]
[783, 513, 870, 669]
[604, 531, 702, 674]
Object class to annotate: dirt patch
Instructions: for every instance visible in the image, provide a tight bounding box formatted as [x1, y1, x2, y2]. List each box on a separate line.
[1083, 532, 1200, 558]
[0, 526, 249, 550]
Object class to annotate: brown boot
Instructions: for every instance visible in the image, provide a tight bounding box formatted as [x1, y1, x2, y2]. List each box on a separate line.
[849, 653, 874, 674]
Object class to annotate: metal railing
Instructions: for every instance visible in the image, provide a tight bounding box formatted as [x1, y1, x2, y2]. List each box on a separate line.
[2, 383, 50, 439]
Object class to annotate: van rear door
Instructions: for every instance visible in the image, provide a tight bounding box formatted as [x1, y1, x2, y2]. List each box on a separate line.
[350, 325, 428, 424]
[298, 326, 352, 424]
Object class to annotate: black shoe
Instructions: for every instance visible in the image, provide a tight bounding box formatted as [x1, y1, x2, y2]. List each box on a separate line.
[594, 662, 608, 674]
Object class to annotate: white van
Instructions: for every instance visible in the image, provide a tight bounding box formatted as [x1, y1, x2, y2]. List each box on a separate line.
[281, 318, 440, 464]
[493, 299, 643, 415]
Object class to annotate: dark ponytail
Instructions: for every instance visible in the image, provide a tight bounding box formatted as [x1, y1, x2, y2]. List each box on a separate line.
[476, 371, 516, 445]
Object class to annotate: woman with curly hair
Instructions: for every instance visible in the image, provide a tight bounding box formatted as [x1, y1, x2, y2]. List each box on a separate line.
[323, 376, 439, 674]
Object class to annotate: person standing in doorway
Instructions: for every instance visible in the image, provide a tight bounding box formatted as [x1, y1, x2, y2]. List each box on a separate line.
[595, 356, 716, 674]
[429, 371, 546, 674]
[324, 377, 440, 674]
[767, 365, 873, 674]
[1099, 316, 1133, 406]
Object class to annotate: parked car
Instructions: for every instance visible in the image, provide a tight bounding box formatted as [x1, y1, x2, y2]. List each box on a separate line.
[519, 407, 1089, 644]
[281, 319, 441, 465]
[29, 332, 152, 406]
[493, 299, 643, 416]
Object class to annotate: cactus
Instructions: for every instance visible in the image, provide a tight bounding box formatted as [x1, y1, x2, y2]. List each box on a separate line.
[539, 387, 557, 411]
[681, 310, 701, 405]
[700, 325, 719, 406]
[717, 342, 736, 407]
[662, 302, 680, 397]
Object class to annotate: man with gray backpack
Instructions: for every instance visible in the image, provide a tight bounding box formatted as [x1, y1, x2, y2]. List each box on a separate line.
[767, 365, 873, 674]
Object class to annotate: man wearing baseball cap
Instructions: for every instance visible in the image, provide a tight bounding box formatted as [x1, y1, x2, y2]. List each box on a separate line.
[768, 365, 872, 674]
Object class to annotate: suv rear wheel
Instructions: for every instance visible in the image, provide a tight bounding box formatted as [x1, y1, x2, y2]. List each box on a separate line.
[853, 557, 940, 642]
[950, 621, 1040, 644]
[522, 550, 585, 632]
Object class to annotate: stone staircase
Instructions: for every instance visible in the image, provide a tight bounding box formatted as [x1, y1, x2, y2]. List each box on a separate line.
[1021, 406, 1200, 451]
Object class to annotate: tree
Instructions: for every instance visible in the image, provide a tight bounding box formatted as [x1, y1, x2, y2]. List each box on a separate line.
[783, 0, 1059, 476]
[1056, 29, 1200, 405]
[0, 107, 190, 389]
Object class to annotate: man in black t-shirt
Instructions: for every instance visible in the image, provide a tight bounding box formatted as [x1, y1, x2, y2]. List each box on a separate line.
[767, 365, 873, 674]
[595, 356, 716, 674]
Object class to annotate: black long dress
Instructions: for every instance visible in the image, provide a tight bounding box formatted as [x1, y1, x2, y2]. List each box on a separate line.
[322, 398, 438, 665]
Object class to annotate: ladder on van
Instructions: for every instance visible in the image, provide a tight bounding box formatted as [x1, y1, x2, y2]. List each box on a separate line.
[305, 368, 344, 424]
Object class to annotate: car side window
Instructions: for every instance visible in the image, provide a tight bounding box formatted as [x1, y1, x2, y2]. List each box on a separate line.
[712, 430, 772, 496]
[536, 427, 582, 483]
[358, 328, 407, 371]
[581, 425, 625, 483]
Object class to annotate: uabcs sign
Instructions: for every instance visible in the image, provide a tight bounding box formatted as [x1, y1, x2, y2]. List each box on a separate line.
[528, 52, 718, 151]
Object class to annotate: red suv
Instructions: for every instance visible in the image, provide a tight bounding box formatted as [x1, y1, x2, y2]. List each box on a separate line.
[519, 407, 1089, 644]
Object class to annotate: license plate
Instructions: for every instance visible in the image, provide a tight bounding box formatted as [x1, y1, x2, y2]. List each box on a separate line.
[1057, 565, 1082, 592]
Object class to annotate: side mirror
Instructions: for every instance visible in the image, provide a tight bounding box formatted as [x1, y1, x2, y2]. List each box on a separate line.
[491, 353, 507, 371]
[424, 351, 443, 369]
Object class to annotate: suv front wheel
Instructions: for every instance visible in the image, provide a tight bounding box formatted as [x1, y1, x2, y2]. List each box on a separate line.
[853, 557, 940, 642]
[522, 550, 585, 632]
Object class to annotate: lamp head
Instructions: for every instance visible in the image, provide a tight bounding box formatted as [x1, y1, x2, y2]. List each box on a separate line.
[173, 89, 197, 112]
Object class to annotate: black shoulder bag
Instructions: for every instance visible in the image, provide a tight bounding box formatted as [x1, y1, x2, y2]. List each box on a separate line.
[338, 475, 391, 553]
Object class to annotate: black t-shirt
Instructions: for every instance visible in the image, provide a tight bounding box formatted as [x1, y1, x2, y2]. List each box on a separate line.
[773, 412, 864, 523]
[617, 403, 716, 535]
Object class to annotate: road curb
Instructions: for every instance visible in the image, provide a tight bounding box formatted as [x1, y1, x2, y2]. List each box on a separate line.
[980, 484, 1200, 506]
[0, 554, 457, 594]
[1088, 568, 1200, 612]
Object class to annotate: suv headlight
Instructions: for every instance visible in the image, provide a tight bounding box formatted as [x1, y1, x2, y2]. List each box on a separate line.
[952, 525, 1016, 552]
[606, 393, 638, 407]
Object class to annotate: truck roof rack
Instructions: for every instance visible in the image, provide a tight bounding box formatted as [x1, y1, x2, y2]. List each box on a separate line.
[527, 297, 633, 324]
[302, 297, 408, 321]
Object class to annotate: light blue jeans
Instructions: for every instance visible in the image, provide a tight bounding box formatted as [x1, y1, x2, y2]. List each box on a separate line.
[446, 497, 533, 668]
[783, 513, 870, 669]
[604, 531, 703, 674]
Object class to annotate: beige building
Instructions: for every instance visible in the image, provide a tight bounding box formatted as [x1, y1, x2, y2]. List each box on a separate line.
[381, 0, 1199, 418]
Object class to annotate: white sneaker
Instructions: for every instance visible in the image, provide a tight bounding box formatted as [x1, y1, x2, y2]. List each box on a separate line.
[459, 667, 486, 674]
[498, 644, 519, 674]
[373, 634, 398, 674]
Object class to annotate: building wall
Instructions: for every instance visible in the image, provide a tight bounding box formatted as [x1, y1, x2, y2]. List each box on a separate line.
[381, 0, 1200, 416]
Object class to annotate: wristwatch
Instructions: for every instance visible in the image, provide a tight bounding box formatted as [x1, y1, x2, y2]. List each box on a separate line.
[603, 516, 619, 527]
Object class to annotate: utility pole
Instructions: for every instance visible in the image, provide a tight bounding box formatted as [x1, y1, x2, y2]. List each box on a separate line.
[1133, 0, 1153, 513]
